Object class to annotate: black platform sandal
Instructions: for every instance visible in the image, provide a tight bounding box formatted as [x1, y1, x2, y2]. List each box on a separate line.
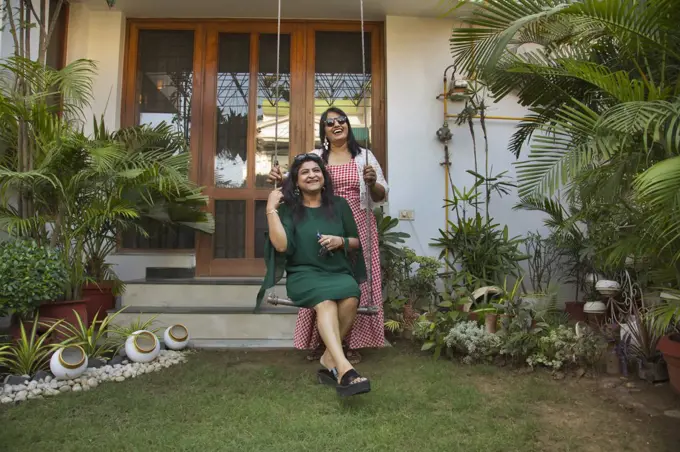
[336, 369, 371, 398]
[317, 368, 338, 386]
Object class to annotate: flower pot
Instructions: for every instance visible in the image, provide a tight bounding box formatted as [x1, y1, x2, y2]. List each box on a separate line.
[125, 330, 161, 363]
[595, 280, 621, 297]
[9, 315, 60, 342]
[637, 358, 669, 383]
[39, 299, 89, 339]
[163, 324, 190, 350]
[484, 314, 498, 334]
[583, 301, 606, 314]
[50, 345, 88, 380]
[564, 301, 586, 322]
[658, 334, 680, 394]
[82, 282, 116, 324]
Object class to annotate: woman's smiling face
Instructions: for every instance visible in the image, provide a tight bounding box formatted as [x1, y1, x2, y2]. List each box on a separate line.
[324, 111, 349, 144]
[297, 160, 325, 194]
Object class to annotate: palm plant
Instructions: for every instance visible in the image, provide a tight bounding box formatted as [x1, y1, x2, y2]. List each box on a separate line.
[0, 57, 213, 301]
[448, 0, 680, 285]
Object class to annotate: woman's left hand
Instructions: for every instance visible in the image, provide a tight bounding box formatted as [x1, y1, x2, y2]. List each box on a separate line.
[363, 165, 377, 187]
[318, 235, 343, 251]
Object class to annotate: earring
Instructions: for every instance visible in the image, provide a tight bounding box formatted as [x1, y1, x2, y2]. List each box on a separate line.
[323, 136, 330, 152]
[294, 187, 300, 196]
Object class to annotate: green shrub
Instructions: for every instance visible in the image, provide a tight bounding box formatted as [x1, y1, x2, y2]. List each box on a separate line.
[0, 239, 68, 318]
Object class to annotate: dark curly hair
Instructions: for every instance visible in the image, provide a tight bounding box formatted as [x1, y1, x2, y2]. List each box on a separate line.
[283, 153, 335, 222]
[318, 107, 364, 164]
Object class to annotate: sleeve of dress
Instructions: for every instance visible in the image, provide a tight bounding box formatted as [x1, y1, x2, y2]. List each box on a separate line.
[369, 150, 389, 203]
[339, 197, 367, 285]
[256, 205, 295, 311]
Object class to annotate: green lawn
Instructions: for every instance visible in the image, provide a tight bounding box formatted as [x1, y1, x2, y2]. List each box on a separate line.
[1, 344, 676, 451]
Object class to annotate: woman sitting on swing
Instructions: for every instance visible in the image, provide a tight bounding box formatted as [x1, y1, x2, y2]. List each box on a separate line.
[256, 153, 371, 397]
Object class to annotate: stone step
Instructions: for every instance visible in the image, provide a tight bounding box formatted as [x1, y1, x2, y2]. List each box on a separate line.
[110, 307, 298, 346]
[121, 278, 288, 309]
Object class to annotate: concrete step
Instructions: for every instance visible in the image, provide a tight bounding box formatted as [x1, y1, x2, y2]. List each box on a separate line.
[122, 278, 288, 309]
[110, 306, 298, 346]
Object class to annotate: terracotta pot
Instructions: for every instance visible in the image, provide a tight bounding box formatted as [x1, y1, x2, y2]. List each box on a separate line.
[82, 282, 116, 324]
[658, 334, 680, 394]
[485, 314, 498, 334]
[564, 301, 586, 322]
[9, 315, 63, 343]
[39, 299, 89, 339]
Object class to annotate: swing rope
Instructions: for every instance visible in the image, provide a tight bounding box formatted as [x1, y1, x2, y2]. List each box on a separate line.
[266, 0, 378, 316]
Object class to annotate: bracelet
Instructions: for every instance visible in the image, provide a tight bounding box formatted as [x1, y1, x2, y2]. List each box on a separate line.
[266, 209, 278, 216]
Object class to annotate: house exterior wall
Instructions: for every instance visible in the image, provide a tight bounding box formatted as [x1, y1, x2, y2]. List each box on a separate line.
[59, 9, 561, 295]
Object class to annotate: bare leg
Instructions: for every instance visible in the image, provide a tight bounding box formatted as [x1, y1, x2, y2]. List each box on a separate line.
[320, 297, 358, 370]
[314, 300, 365, 384]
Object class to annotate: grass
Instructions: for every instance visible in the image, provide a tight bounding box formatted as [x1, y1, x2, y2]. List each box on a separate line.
[0, 344, 676, 452]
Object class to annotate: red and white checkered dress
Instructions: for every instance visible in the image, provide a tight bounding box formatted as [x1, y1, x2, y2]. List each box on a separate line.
[292, 158, 385, 350]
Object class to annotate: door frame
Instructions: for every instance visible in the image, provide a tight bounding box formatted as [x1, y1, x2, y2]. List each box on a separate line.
[121, 19, 386, 277]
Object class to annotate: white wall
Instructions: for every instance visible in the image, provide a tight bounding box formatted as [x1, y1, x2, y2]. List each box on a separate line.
[65, 3, 126, 131]
[385, 16, 573, 300]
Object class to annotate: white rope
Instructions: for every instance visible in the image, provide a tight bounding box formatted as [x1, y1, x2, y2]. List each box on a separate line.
[273, 0, 282, 190]
[359, 0, 373, 307]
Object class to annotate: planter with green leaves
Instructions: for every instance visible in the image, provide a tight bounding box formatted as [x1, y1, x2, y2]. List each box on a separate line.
[0, 240, 68, 336]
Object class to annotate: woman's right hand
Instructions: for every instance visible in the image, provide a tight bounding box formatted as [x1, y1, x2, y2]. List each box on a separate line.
[267, 188, 284, 212]
[267, 165, 283, 185]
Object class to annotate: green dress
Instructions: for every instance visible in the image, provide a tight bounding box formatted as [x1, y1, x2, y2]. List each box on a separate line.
[256, 196, 367, 310]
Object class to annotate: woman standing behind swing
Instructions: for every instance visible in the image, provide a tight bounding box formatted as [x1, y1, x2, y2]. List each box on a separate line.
[268, 107, 388, 363]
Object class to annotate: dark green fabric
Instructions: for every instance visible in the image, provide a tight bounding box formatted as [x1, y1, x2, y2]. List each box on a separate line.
[256, 196, 366, 310]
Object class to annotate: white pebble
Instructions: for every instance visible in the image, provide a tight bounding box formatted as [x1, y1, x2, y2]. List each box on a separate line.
[27, 381, 37, 391]
[72, 384, 82, 392]
[45, 376, 52, 383]
[14, 392, 27, 402]
[82, 384, 90, 391]
[30, 389, 42, 396]
[49, 381, 58, 390]
[4, 385, 13, 393]
[1, 396, 13, 404]
[59, 385, 71, 393]
[123, 370, 132, 379]
[115, 376, 125, 382]
[88, 378, 98, 388]
[27, 394, 37, 400]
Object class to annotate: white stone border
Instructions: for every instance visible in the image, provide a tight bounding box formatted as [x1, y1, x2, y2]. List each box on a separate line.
[1, 350, 192, 404]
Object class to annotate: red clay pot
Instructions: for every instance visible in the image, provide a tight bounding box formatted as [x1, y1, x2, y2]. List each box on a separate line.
[564, 301, 586, 322]
[39, 299, 89, 334]
[82, 282, 116, 324]
[658, 334, 680, 394]
[9, 316, 64, 343]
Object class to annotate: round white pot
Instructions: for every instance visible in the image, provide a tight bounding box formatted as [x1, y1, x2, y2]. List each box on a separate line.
[125, 330, 161, 363]
[583, 301, 607, 314]
[595, 280, 621, 297]
[163, 324, 190, 350]
[50, 345, 88, 380]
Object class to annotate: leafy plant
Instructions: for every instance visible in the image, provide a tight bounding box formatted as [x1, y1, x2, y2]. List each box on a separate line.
[413, 305, 466, 360]
[0, 239, 68, 318]
[444, 320, 502, 364]
[374, 207, 410, 286]
[432, 183, 527, 286]
[624, 310, 667, 363]
[1, 315, 70, 376]
[57, 307, 128, 359]
[527, 325, 606, 371]
[524, 231, 561, 294]
[383, 248, 441, 335]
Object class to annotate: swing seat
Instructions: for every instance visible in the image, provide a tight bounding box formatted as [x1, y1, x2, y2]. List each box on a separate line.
[266, 293, 379, 315]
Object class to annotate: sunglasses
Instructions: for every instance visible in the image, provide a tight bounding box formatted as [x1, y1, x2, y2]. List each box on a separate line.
[323, 116, 348, 127]
[294, 152, 323, 163]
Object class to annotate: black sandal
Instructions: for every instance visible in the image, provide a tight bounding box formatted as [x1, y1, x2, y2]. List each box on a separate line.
[336, 369, 371, 398]
[317, 368, 337, 386]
